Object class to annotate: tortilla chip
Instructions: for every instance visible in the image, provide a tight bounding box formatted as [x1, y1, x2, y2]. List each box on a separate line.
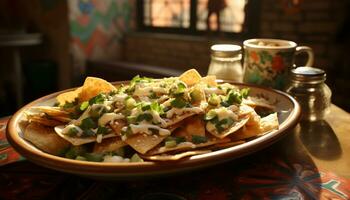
[164, 111, 203, 128]
[27, 114, 64, 127]
[54, 126, 117, 146]
[179, 69, 202, 86]
[56, 87, 82, 106]
[24, 123, 70, 155]
[201, 75, 217, 86]
[148, 137, 230, 155]
[79, 77, 116, 102]
[259, 112, 279, 132]
[93, 137, 127, 154]
[184, 116, 206, 136]
[125, 134, 166, 154]
[242, 96, 275, 110]
[141, 150, 211, 161]
[230, 113, 279, 141]
[239, 104, 255, 116]
[109, 120, 126, 136]
[208, 116, 250, 139]
[30, 106, 69, 116]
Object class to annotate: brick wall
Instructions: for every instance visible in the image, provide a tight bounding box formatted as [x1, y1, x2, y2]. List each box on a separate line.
[122, 0, 349, 110]
[123, 33, 221, 75]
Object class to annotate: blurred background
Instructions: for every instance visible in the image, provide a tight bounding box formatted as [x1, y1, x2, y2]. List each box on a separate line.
[0, 0, 349, 117]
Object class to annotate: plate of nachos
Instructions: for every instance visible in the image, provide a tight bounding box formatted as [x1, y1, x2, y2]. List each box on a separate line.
[6, 69, 300, 179]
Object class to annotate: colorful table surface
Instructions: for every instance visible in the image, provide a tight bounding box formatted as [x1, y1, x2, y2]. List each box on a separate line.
[1, 105, 350, 200]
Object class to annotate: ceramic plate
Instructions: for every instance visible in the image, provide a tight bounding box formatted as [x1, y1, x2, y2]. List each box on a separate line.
[6, 81, 300, 180]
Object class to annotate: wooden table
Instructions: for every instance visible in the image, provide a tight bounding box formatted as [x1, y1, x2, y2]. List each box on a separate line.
[0, 105, 349, 199]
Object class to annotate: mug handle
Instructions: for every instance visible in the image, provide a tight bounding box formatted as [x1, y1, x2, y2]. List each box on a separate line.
[296, 46, 314, 67]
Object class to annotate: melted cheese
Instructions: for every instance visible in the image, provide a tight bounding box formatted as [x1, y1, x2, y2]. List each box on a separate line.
[111, 94, 128, 102]
[129, 124, 171, 136]
[134, 86, 169, 97]
[214, 107, 237, 120]
[166, 107, 203, 119]
[204, 87, 225, 95]
[148, 110, 167, 127]
[96, 134, 103, 143]
[98, 113, 124, 126]
[72, 107, 91, 126]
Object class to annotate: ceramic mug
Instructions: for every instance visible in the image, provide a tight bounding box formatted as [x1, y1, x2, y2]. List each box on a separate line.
[243, 38, 314, 90]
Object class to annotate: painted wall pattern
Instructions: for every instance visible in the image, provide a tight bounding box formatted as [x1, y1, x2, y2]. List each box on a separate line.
[68, 0, 135, 74]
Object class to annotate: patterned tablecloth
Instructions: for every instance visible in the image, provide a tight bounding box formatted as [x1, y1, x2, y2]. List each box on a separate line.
[1, 114, 350, 200]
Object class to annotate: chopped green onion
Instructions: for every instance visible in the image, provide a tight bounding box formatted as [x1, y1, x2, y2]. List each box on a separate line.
[84, 153, 104, 162]
[89, 94, 105, 105]
[149, 92, 157, 99]
[96, 126, 109, 135]
[165, 136, 186, 144]
[165, 140, 177, 148]
[176, 82, 186, 94]
[148, 128, 159, 134]
[151, 101, 163, 113]
[125, 97, 136, 109]
[208, 94, 220, 106]
[79, 101, 89, 111]
[75, 156, 87, 161]
[192, 135, 208, 144]
[215, 118, 234, 133]
[62, 99, 78, 109]
[108, 90, 117, 96]
[65, 146, 86, 159]
[204, 110, 217, 121]
[127, 116, 136, 124]
[226, 90, 242, 104]
[190, 89, 202, 103]
[130, 153, 144, 162]
[141, 104, 151, 111]
[67, 127, 79, 136]
[130, 75, 152, 84]
[171, 97, 187, 108]
[240, 88, 250, 98]
[136, 113, 153, 122]
[114, 147, 125, 157]
[121, 126, 132, 137]
[80, 117, 97, 130]
[83, 129, 96, 137]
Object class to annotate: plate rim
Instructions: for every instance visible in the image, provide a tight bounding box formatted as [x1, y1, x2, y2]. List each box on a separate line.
[6, 81, 301, 176]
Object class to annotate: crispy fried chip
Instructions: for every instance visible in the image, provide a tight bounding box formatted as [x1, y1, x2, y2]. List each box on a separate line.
[259, 112, 279, 132]
[184, 116, 206, 137]
[24, 123, 70, 155]
[201, 75, 217, 86]
[164, 112, 204, 128]
[27, 114, 64, 127]
[54, 126, 117, 146]
[141, 150, 211, 161]
[125, 134, 166, 154]
[148, 137, 230, 155]
[208, 116, 250, 139]
[242, 96, 275, 110]
[79, 77, 116, 102]
[30, 106, 69, 116]
[93, 137, 127, 154]
[56, 87, 82, 106]
[179, 69, 202, 86]
[230, 113, 279, 141]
